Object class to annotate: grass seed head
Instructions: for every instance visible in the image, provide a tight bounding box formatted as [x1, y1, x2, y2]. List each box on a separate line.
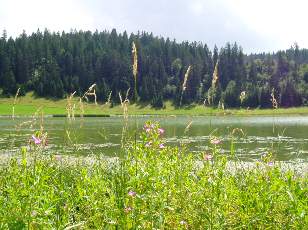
[212, 60, 219, 88]
[182, 65, 192, 92]
[132, 42, 138, 80]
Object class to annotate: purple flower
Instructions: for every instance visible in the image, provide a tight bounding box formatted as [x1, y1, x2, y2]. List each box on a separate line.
[204, 154, 213, 161]
[32, 135, 41, 145]
[128, 190, 136, 197]
[268, 162, 274, 167]
[210, 138, 221, 145]
[159, 143, 165, 149]
[158, 128, 165, 135]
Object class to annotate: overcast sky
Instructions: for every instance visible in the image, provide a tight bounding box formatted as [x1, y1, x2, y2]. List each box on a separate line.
[1, 0, 307, 53]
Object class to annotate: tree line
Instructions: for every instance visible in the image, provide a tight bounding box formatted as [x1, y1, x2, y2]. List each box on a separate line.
[1, 29, 308, 108]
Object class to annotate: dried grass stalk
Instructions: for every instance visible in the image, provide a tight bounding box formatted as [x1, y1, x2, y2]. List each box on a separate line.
[212, 60, 219, 89]
[66, 91, 76, 120]
[270, 88, 278, 109]
[132, 42, 138, 80]
[180, 65, 192, 106]
[119, 88, 130, 120]
[105, 91, 112, 106]
[82, 84, 97, 105]
[240, 91, 246, 105]
[184, 120, 193, 134]
[182, 65, 192, 92]
[12, 88, 20, 120]
[119, 88, 130, 147]
[207, 60, 219, 107]
[132, 42, 138, 102]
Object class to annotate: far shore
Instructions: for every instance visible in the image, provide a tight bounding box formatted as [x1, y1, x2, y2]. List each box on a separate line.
[1, 93, 308, 117]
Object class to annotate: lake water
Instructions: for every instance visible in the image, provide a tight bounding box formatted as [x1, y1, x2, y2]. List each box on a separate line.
[1, 115, 308, 162]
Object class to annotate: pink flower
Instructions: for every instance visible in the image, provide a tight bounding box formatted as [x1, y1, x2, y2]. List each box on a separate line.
[32, 135, 41, 145]
[124, 206, 132, 213]
[128, 190, 136, 197]
[204, 154, 213, 161]
[54, 155, 62, 161]
[145, 128, 151, 133]
[210, 138, 221, 145]
[159, 143, 165, 149]
[158, 128, 165, 135]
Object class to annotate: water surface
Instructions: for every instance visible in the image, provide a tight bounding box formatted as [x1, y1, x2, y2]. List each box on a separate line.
[1, 115, 308, 162]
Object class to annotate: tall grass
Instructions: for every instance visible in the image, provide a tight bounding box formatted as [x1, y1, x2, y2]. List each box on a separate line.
[0, 122, 307, 229]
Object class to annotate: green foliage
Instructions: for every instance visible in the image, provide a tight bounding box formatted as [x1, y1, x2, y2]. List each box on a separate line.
[223, 80, 239, 107]
[151, 93, 164, 108]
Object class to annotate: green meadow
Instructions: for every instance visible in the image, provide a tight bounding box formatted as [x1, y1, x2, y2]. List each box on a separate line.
[1, 92, 308, 116]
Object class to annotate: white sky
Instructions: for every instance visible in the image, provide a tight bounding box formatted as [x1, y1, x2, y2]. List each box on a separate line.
[0, 0, 307, 53]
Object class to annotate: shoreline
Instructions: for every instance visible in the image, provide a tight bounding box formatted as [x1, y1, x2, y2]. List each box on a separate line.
[1, 112, 308, 118]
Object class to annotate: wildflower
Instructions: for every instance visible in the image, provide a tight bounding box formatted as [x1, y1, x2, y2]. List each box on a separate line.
[159, 143, 165, 149]
[145, 141, 152, 147]
[268, 162, 274, 167]
[144, 124, 152, 133]
[180, 220, 187, 225]
[210, 138, 221, 145]
[124, 206, 132, 213]
[54, 155, 62, 161]
[32, 135, 41, 145]
[158, 128, 165, 135]
[31, 210, 37, 217]
[128, 190, 136, 197]
[204, 154, 213, 161]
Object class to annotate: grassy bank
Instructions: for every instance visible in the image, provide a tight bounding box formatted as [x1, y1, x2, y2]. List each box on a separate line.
[1, 92, 308, 116]
[0, 122, 307, 229]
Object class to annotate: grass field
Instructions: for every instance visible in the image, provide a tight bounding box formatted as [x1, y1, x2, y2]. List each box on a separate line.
[1, 92, 308, 116]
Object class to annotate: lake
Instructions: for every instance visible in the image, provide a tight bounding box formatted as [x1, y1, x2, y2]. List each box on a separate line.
[1, 115, 308, 162]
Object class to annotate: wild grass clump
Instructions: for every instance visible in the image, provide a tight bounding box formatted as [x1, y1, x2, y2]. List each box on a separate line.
[0, 122, 307, 229]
